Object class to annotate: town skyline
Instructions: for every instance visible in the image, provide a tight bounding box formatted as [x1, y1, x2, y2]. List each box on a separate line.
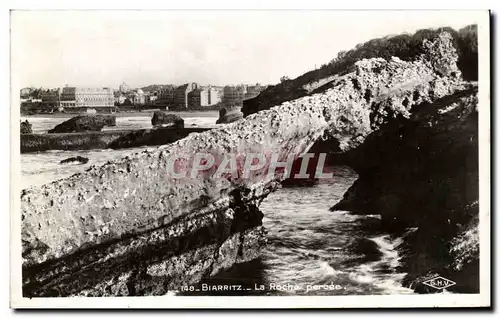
[20, 81, 266, 91]
[20, 81, 267, 111]
[11, 11, 480, 89]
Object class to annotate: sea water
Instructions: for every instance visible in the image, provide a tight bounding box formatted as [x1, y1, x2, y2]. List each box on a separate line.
[20, 115, 413, 296]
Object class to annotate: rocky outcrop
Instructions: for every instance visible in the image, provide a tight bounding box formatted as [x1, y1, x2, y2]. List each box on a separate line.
[60, 156, 89, 165]
[20, 127, 210, 153]
[20, 120, 32, 134]
[151, 112, 184, 128]
[326, 33, 479, 293]
[102, 115, 116, 127]
[331, 87, 479, 293]
[242, 25, 478, 118]
[48, 115, 116, 133]
[257, 32, 479, 293]
[331, 88, 477, 220]
[216, 107, 243, 124]
[242, 83, 309, 119]
[22, 94, 330, 295]
[22, 185, 269, 297]
[21, 32, 475, 296]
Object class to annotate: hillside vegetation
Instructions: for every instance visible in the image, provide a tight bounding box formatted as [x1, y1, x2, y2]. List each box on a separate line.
[242, 24, 477, 117]
[301, 25, 477, 83]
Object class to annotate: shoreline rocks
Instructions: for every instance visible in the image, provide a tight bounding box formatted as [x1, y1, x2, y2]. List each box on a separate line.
[151, 111, 184, 128]
[60, 156, 89, 165]
[48, 115, 116, 133]
[21, 127, 210, 153]
[20, 120, 32, 134]
[249, 32, 479, 293]
[327, 34, 479, 292]
[216, 107, 243, 124]
[330, 88, 479, 292]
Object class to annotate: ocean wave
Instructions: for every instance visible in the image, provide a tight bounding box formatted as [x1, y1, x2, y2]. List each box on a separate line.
[331, 210, 382, 221]
[319, 261, 341, 276]
[350, 234, 414, 294]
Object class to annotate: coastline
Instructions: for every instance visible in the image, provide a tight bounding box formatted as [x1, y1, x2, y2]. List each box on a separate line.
[20, 127, 211, 153]
[21, 109, 220, 119]
[13, 13, 488, 306]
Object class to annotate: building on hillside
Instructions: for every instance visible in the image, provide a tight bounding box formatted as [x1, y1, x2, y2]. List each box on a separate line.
[40, 88, 62, 109]
[142, 91, 154, 104]
[20, 87, 35, 98]
[244, 84, 264, 100]
[20, 96, 43, 113]
[155, 86, 176, 106]
[187, 86, 222, 108]
[222, 85, 247, 107]
[147, 93, 158, 104]
[119, 82, 131, 93]
[173, 83, 198, 109]
[21, 97, 41, 104]
[187, 88, 206, 108]
[115, 87, 153, 106]
[131, 89, 146, 105]
[114, 91, 127, 105]
[59, 86, 114, 110]
[208, 87, 222, 106]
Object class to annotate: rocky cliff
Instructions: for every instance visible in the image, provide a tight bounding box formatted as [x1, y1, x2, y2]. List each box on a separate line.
[331, 87, 479, 293]
[21, 32, 477, 296]
[260, 32, 480, 293]
[247, 31, 480, 292]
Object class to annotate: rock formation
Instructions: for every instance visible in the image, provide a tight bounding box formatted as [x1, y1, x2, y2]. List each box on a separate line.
[21, 32, 478, 296]
[21, 127, 210, 153]
[20, 120, 32, 134]
[151, 112, 184, 128]
[60, 156, 90, 165]
[242, 25, 478, 118]
[48, 115, 117, 133]
[216, 107, 243, 124]
[331, 87, 479, 292]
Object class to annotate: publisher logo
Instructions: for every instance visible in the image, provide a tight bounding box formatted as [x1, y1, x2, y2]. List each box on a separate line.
[422, 276, 456, 290]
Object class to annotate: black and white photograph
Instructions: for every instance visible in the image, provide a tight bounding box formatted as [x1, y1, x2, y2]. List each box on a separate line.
[9, 9, 491, 309]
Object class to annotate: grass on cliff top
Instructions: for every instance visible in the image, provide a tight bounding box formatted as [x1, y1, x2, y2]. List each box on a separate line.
[261, 24, 477, 99]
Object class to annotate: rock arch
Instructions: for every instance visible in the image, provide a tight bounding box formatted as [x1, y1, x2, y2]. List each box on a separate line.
[20, 33, 477, 296]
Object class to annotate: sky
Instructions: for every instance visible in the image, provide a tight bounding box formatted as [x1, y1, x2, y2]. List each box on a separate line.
[11, 10, 483, 89]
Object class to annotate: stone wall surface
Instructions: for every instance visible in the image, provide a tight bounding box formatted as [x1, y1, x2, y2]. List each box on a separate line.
[21, 33, 476, 296]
